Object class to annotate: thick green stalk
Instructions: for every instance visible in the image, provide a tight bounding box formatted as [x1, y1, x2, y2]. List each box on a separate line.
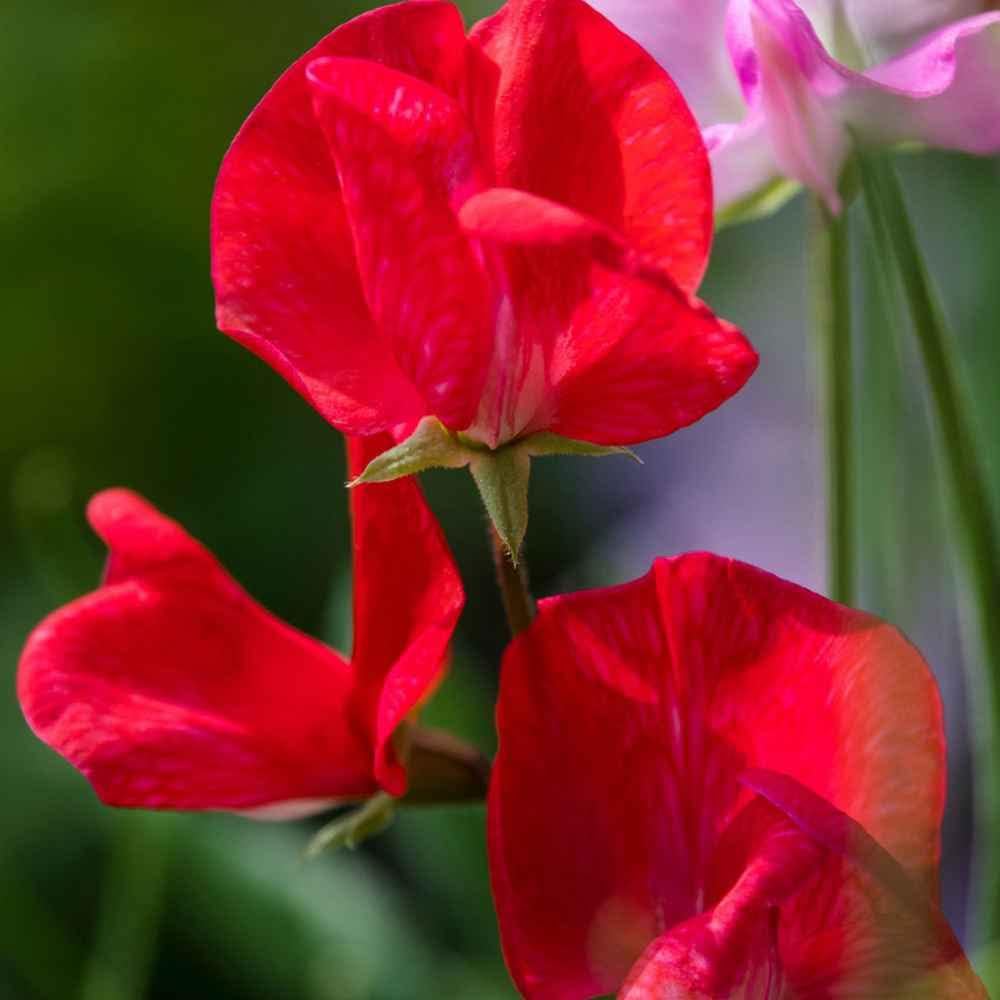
[859, 152, 1000, 963]
[857, 228, 906, 623]
[808, 196, 856, 605]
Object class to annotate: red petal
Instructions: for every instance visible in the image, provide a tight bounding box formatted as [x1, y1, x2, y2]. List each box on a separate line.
[89, 488, 217, 584]
[18, 490, 375, 811]
[548, 278, 756, 445]
[489, 553, 946, 997]
[490, 571, 683, 999]
[622, 781, 985, 998]
[211, 1, 470, 435]
[741, 771, 986, 998]
[621, 799, 818, 999]
[468, 0, 713, 293]
[347, 435, 464, 796]
[307, 58, 492, 431]
[460, 188, 757, 446]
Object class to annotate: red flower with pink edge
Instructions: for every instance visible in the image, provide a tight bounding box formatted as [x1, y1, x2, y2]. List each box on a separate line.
[17, 435, 471, 816]
[489, 552, 986, 998]
[211, 0, 758, 553]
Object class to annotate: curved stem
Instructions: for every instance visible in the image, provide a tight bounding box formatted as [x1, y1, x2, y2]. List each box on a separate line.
[489, 525, 535, 637]
[859, 152, 1000, 964]
[808, 195, 856, 605]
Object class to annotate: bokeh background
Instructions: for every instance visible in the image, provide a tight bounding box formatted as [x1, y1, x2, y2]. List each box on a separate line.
[3, 0, 999, 997]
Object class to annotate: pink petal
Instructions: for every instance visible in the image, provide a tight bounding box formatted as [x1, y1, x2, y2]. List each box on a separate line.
[729, 0, 850, 211]
[845, 13, 1000, 155]
[307, 57, 492, 431]
[704, 112, 786, 216]
[489, 553, 947, 997]
[460, 187, 756, 446]
[18, 490, 375, 812]
[838, 0, 989, 63]
[468, 0, 714, 294]
[726, 1, 1000, 212]
[211, 1, 470, 435]
[347, 435, 464, 796]
[585, 0, 746, 127]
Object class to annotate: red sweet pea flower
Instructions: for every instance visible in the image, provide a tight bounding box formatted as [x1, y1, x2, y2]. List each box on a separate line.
[489, 553, 986, 998]
[211, 0, 756, 456]
[17, 435, 463, 814]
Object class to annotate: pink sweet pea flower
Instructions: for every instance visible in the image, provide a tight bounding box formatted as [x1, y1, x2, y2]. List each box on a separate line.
[590, 0, 1000, 216]
[211, 0, 756, 454]
[17, 435, 464, 814]
[489, 553, 987, 997]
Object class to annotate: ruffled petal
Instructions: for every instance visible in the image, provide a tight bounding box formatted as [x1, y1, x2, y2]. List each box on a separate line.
[90, 488, 219, 584]
[844, 13, 1000, 156]
[729, 0, 851, 212]
[547, 277, 756, 445]
[622, 774, 985, 998]
[468, 0, 713, 294]
[211, 1, 470, 435]
[18, 490, 375, 812]
[705, 113, 793, 222]
[490, 572, 673, 999]
[725, 0, 1000, 213]
[461, 188, 757, 446]
[651, 554, 946, 888]
[307, 58, 492, 431]
[489, 553, 946, 997]
[620, 799, 816, 999]
[838, 0, 989, 63]
[347, 436, 464, 796]
[746, 771, 986, 998]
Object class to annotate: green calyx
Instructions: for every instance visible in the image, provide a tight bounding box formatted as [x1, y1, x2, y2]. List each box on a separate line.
[346, 417, 475, 486]
[349, 417, 641, 563]
[715, 177, 800, 230]
[303, 726, 491, 858]
[305, 792, 396, 857]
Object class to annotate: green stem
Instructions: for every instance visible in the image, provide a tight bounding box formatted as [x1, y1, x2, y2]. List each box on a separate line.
[859, 152, 1000, 962]
[857, 227, 906, 624]
[79, 813, 173, 1000]
[489, 525, 535, 637]
[808, 195, 856, 605]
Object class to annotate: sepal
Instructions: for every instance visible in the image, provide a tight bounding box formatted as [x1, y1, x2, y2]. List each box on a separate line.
[305, 792, 396, 857]
[347, 417, 474, 486]
[522, 432, 642, 464]
[470, 447, 531, 565]
[349, 423, 640, 564]
[714, 176, 800, 229]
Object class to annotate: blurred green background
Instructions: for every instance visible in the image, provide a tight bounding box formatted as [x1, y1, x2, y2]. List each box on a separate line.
[2, 0, 999, 996]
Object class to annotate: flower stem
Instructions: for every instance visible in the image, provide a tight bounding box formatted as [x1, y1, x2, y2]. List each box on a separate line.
[489, 525, 535, 637]
[859, 151, 1000, 960]
[808, 195, 855, 605]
